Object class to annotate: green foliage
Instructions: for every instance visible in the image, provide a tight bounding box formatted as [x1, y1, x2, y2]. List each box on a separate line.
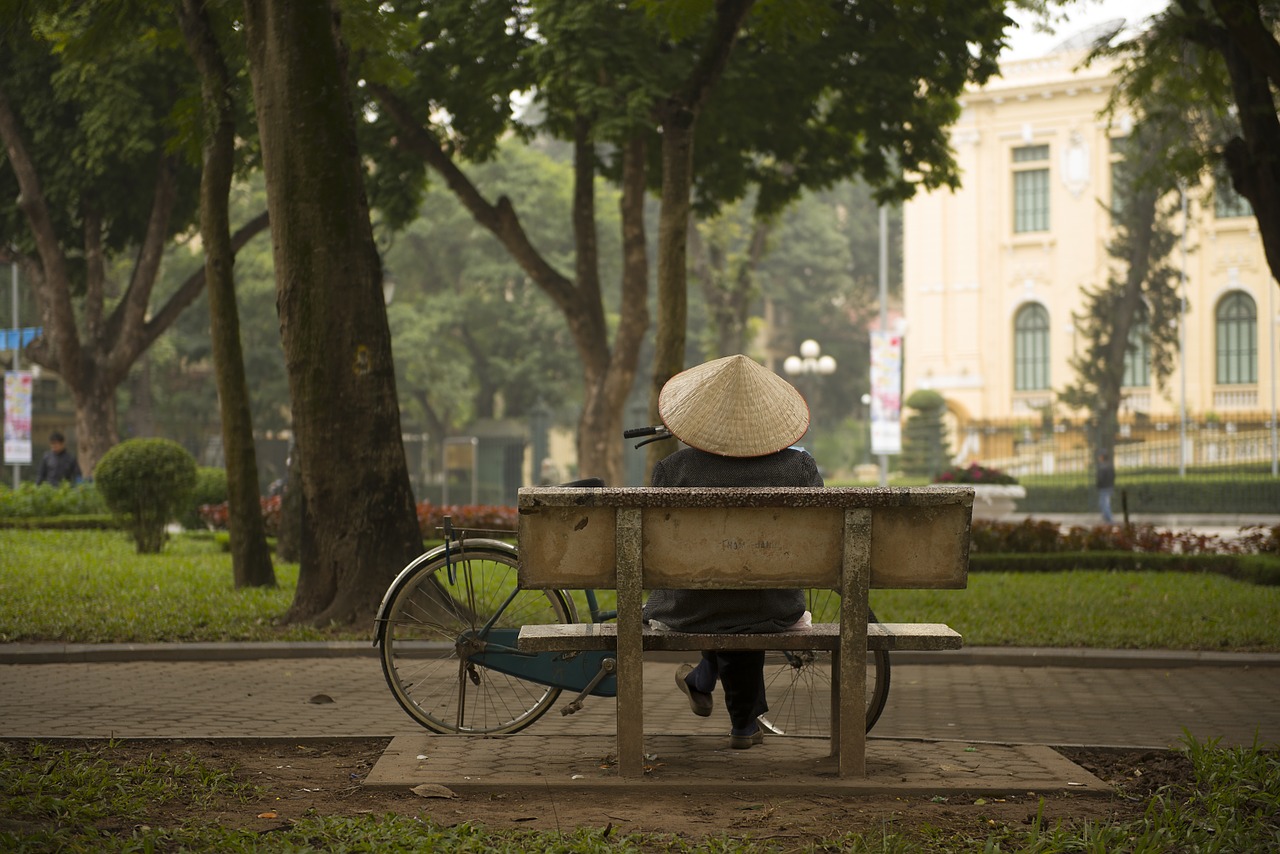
[900, 390, 951, 478]
[180, 467, 229, 530]
[0, 6, 202, 267]
[1059, 116, 1182, 434]
[94, 439, 198, 554]
[0, 530, 317, 643]
[969, 552, 1280, 585]
[970, 517, 1279, 556]
[1021, 474, 1280, 514]
[6, 530, 1280, 650]
[873, 570, 1280, 651]
[381, 141, 585, 440]
[2, 735, 1278, 851]
[0, 482, 107, 518]
[0, 741, 254, 831]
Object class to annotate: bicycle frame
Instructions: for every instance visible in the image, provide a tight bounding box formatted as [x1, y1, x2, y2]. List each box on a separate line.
[373, 536, 621, 698]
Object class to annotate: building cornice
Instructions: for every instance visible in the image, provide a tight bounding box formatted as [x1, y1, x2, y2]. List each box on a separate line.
[961, 49, 1118, 108]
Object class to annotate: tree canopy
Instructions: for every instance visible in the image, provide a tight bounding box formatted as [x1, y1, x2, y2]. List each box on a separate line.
[1097, 0, 1280, 287]
[0, 3, 268, 471]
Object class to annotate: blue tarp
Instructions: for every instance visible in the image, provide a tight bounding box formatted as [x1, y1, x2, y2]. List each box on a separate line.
[3, 327, 41, 351]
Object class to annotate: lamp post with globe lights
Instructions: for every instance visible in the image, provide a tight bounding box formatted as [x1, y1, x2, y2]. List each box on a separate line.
[783, 340, 836, 444]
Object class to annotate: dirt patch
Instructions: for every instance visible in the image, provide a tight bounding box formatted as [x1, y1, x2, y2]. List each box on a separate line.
[4, 738, 1193, 842]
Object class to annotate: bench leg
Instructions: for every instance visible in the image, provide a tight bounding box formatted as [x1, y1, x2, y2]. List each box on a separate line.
[830, 648, 840, 760]
[616, 508, 645, 778]
[838, 508, 870, 777]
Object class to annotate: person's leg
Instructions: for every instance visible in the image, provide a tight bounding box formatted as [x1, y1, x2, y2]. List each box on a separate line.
[1099, 487, 1113, 524]
[686, 652, 718, 693]
[675, 654, 716, 717]
[715, 650, 766, 736]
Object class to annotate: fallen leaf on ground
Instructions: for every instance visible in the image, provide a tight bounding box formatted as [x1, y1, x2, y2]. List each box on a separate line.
[410, 783, 458, 799]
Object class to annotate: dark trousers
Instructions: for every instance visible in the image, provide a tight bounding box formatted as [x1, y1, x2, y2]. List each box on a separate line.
[702, 650, 767, 731]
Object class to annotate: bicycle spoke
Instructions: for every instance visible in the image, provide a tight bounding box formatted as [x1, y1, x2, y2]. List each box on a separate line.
[380, 545, 574, 734]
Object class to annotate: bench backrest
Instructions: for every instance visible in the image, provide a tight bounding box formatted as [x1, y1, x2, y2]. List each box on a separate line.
[517, 486, 973, 591]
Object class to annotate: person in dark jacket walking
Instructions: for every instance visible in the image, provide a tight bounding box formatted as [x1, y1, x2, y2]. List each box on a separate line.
[1096, 450, 1115, 524]
[643, 354, 822, 750]
[36, 431, 82, 487]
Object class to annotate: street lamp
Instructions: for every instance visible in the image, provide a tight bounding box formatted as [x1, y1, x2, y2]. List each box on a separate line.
[860, 393, 872, 465]
[783, 340, 836, 445]
[783, 339, 837, 379]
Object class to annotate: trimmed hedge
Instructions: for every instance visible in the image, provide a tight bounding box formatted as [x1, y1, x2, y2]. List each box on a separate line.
[0, 514, 119, 530]
[1021, 477, 1280, 514]
[969, 551, 1280, 585]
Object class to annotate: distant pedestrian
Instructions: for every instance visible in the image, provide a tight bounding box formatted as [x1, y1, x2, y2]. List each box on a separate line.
[36, 431, 82, 487]
[1095, 450, 1115, 525]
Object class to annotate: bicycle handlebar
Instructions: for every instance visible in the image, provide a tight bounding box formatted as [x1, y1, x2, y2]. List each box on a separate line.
[623, 424, 672, 449]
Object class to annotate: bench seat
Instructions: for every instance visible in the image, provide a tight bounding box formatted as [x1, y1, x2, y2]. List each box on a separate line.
[518, 622, 962, 653]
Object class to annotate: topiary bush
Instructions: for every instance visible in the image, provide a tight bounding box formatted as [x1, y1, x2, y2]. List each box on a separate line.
[900, 389, 951, 478]
[180, 467, 229, 530]
[94, 439, 198, 553]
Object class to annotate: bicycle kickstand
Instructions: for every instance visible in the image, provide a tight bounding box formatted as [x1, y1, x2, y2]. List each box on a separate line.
[559, 657, 617, 716]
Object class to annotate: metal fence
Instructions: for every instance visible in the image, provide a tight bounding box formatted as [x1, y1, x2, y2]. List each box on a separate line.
[954, 413, 1280, 482]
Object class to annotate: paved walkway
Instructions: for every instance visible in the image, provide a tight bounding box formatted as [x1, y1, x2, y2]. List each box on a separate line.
[3, 644, 1277, 794]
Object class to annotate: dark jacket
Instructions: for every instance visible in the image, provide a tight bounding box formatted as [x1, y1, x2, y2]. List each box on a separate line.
[36, 449, 82, 486]
[1096, 458, 1115, 490]
[641, 446, 823, 633]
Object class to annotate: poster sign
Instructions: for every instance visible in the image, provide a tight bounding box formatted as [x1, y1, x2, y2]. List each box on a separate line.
[4, 370, 33, 465]
[869, 332, 902, 456]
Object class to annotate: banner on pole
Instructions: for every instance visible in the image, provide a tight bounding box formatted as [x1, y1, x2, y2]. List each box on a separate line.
[869, 332, 902, 456]
[4, 370, 34, 465]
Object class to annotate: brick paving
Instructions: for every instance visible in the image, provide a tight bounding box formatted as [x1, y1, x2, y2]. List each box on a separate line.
[3, 645, 1277, 794]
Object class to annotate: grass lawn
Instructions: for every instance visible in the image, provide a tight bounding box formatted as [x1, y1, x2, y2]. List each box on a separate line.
[2, 529, 1279, 650]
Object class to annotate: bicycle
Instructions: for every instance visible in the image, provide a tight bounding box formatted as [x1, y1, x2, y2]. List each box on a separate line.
[373, 426, 891, 737]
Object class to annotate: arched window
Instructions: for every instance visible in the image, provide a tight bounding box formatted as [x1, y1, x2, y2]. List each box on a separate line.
[1215, 292, 1257, 385]
[1122, 315, 1150, 388]
[1014, 303, 1050, 391]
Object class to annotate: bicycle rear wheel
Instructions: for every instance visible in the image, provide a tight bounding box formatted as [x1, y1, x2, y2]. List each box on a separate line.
[379, 544, 576, 734]
[758, 590, 890, 737]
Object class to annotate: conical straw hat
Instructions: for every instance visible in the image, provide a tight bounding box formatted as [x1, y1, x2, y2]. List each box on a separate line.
[658, 354, 809, 457]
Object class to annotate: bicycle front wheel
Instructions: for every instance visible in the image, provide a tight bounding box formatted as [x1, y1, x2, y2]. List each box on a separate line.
[380, 544, 576, 734]
[758, 590, 891, 737]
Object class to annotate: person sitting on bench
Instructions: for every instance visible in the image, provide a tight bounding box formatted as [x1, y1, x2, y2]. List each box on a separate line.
[642, 354, 823, 750]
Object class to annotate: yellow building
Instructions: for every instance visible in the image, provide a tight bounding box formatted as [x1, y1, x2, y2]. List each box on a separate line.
[903, 41, 1277, 471]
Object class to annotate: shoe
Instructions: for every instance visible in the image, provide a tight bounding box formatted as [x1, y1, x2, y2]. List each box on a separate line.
[675, 664, 713, 717]
[728, 728, 764, 750]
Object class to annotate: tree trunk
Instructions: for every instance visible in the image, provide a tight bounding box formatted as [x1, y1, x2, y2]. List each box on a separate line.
[243, 0, 424, 625]
[645, 0, 756, 478]
[1171, 0, 1280, 289]
[275, 444, 303, 563]
[180, 0, 275, 589]
[1207, 0, 1280, 289]
[71, 382, 119, 473]
[647, 117, 695, 478]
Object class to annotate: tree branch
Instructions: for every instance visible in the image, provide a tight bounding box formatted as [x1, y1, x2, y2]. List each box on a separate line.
[1210, 0, 1280, 87]
[0, 82, 81, 377]
[141, 209, 271, 350]
[369, 82, 579, 314]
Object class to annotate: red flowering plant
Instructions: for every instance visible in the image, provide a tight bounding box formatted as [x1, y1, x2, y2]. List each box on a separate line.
[933, 463, 1018, 485]
[416, 502, 519, 538]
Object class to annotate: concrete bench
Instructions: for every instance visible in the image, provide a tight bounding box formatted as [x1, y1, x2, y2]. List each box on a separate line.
[515, 486, 973, 778]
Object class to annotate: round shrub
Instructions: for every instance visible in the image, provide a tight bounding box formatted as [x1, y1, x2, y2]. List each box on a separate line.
[95, 439, 198, 553]
[180, 467, 229, 530]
